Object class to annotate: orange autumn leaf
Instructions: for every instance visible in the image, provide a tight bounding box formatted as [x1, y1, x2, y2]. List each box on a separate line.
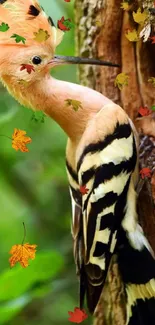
[9, 243, 37, 268]
[12, 128, 32, 152]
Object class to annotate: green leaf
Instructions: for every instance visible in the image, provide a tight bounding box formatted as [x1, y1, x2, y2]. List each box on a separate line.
[0, 22, 9, 32]
[10, 34, 26, 44]
[63, 19, 74, 29]
[151, 105, 155, 111]
[31, 111, 45, 123]
[0, 250, 64, 301]
[65, 98, 83, 111]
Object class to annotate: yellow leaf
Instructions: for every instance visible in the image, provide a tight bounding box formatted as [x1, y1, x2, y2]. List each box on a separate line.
[18, 79, 29, 87]
[114, 73, 129, 90]
[9, 243, 37, 268]
[133, 8, 148, 25]
[148, 77, 155, 86]
[125, 29, 139, 42]
[120, 2, 129, 10]
[12, 128, 32, 152]
[65, 99, 83, 112]
[33, 29, 50, 43]
[95, 19, 102, 27]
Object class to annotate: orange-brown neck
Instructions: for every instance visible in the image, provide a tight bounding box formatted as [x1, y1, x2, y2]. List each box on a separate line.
[2, 74, 112, 141]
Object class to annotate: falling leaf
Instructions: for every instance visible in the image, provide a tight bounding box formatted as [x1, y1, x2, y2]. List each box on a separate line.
[149, 35, 155, 44]
[120, 2, 129, 10]
[65, 99, 83, 111]
[125, 29, 139, 42]
[18, 79, 29, 87]
[9, 243, 37, 268]
[114, 73, 129, 90]
[31, 111, 45, 123]
[12, 128, 32, 152]
[9, 222, 37, 268]
[10, 34, 26, 44]
[140, 24, 151, 42]
[68, 307, 88, 323]
[20, 64, 35, 74]
[80, 185, 89, 195]
[64, 0, 71, 2]
[148, 77, 155, 86]
[133, 8, 148, 25]
[57, 16, 72, 31]
[95, 19, 102, 27]
[140, 167, 152, 179]
[151, 105, 155, 111]
[0, 22, 9, 32]
[138, 106, 151, 116]
[94, 16, 102, 27]
[33, 29, 50, 42]
[63, 19, 74, 29]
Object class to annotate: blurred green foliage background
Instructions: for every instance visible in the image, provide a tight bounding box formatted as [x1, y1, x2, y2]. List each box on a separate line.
[0, 1, 90, 324]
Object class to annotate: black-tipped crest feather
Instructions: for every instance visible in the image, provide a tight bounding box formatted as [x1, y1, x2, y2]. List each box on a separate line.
[28, 5, 40, 17]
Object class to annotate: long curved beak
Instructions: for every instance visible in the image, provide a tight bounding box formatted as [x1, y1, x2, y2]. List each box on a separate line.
[50, 55, 120, 67]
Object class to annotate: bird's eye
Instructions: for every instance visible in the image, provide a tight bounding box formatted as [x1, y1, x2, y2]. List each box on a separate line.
[32, 56, 42, 65]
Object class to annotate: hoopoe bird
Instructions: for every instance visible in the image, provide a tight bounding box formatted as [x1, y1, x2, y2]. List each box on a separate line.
[0, 1, 155, 324]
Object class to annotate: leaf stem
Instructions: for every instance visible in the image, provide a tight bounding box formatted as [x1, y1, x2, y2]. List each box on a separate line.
[0, 134, 12, 140]
[22, 222, 26, 245]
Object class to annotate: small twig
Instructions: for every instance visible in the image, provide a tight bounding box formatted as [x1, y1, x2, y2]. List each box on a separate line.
[21, 222, 26, 245]
[0, 134, 12, 140]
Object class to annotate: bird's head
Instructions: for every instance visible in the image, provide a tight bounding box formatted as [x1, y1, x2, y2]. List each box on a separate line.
[0, 0, 64, 86]
[0, 0, 119, 107]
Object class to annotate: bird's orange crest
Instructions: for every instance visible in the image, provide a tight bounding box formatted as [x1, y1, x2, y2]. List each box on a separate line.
[0, 0, 64, 107]
[0, 0, 64, 49]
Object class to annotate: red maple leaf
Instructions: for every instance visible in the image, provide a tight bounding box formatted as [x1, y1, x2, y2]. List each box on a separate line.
[20, 64, 35, 74]
[68, 307, 88, 323]
[140, 168, 152, 179]
[138, 106, 151, 116]
[57, 16, 71, 31]
[80, 185, 89, 195]
[64, 0, 71, 2]
[149, 36, 155, 44]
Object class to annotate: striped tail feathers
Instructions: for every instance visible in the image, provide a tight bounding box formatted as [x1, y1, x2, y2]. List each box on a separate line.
[121, 174, 155, 257]
[126, 281, 155, 325]
[80, 262, 107, 313]
[117, 228, 155, 325]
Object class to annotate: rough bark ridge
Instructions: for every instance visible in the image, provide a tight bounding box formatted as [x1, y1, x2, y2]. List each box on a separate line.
[74, 0, 155, 324]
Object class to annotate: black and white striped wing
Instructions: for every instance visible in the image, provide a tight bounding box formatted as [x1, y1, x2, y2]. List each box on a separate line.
[65, 160, 84, 276]
[77, 121, 137, 312]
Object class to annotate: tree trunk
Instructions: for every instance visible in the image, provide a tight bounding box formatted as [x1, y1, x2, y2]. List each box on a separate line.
[74, 0, 155, 324]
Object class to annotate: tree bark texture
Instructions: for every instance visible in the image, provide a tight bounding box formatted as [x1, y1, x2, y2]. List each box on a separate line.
[74, 0, 155, 324]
